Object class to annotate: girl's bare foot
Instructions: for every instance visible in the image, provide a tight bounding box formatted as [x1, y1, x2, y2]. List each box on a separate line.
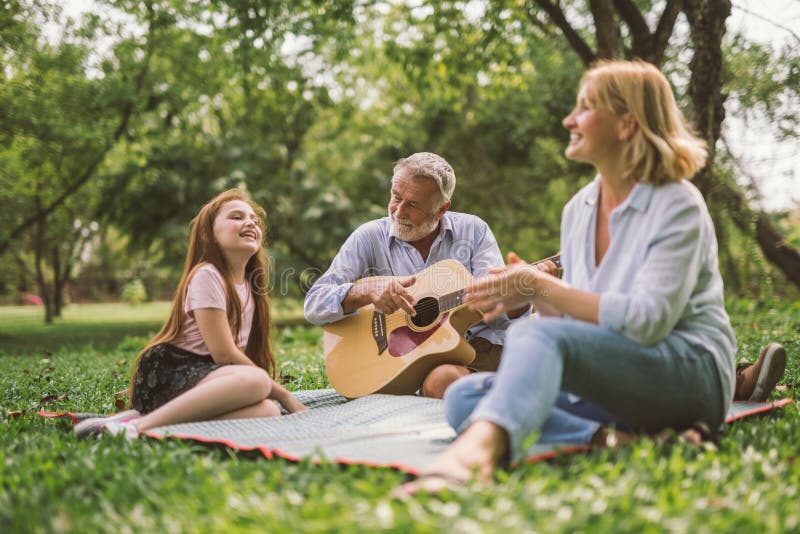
[394, 421, 508, 497]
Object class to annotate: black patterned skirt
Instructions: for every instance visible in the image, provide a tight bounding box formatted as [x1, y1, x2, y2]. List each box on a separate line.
[130, 343, 225, 414]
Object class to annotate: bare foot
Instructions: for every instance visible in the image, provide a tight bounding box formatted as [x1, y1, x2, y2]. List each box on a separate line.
[394, 421, 508, 497]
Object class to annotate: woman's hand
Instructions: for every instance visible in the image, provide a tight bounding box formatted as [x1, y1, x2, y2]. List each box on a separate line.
[466, 256, 551, 322]
[500, 252, 536, 319]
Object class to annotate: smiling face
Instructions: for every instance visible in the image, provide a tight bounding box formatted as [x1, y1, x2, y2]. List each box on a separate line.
[562, 81, 628, 170]
[388, 170, 449, 243]
[212, 199, 263, 259]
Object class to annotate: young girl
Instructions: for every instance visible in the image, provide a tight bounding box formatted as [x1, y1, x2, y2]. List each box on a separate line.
[401, 60, 739, 493]
[77, 189, 306, 439]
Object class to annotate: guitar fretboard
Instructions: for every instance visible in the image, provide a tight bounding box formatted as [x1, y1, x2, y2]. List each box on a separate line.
[436, 289, 466, 312]
[430, 253, 561, 312]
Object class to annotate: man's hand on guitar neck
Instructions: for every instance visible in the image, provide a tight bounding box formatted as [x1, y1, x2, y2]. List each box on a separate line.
[342, 275, 418, 316]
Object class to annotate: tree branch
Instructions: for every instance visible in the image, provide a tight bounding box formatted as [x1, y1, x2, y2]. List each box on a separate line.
[755, 213, 800, 288]
[531, 0, 596, 65]
[720, 130, 800, 288]
[732, 3, 800, 45]
[0, 7, 158, 256]
[652, 0, 682, 64]
[590, 0, 623, 58]
[612, 0, 652, 56]
[683, 0, 800, 289]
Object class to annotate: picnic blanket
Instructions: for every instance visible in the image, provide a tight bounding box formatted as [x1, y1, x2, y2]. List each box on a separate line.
[41, 390, 792, 474]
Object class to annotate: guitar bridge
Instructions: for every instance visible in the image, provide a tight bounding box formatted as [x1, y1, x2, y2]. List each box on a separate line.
[372, 311, 388, 355]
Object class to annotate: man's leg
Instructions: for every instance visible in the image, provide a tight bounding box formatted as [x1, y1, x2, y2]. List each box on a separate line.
[422, 364, 470, 398]
[421, 337, 502, 399]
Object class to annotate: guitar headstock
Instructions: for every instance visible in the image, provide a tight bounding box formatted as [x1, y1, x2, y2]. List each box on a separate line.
[534, 254, 561, 269]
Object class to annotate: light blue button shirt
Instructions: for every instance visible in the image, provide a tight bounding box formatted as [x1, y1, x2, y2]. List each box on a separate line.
[303, 212, 509, 345]
[561, 177, 737, 408]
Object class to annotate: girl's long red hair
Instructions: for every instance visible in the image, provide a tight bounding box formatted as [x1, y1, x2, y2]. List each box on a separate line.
[129, 189, 274, 395]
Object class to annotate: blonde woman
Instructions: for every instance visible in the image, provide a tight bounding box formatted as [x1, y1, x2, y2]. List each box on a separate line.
[401, 60, 740, 492]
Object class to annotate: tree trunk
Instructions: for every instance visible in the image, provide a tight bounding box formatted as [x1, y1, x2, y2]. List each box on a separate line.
[33, 193, 53, 324]
[52, 244, 64, 317]
[683, 0, 729, 193]
[756, 213, 800, 288]
[683, 0, 800, 288]
[590, 0, 622, 58]
[0, 9, 158, 256]
[13, 253, 29, 299]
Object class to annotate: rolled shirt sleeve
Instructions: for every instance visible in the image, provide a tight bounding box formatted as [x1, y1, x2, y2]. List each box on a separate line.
[303, 231, 374, 326]
[468, 222, 504, 278]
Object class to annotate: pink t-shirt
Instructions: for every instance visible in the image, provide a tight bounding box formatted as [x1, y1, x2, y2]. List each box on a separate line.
[171, 264, 254, 355]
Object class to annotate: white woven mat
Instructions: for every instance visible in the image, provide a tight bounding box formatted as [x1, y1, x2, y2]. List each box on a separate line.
[144, 389, 586, 473]
[142, 391, 791, 474]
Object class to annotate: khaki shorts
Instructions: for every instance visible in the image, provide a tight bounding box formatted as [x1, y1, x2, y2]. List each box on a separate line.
[467, 337, 503, 373]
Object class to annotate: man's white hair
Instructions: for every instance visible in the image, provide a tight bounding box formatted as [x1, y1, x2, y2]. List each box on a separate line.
[393, 152, 456, 206]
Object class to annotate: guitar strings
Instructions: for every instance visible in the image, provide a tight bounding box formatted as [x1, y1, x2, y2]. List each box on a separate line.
[387, 300, 455, 317]
[382, 301, 472, 328]
[368, 255, 560, 329]
[377, 292, 469, 320]
[385, 256, 557, 315]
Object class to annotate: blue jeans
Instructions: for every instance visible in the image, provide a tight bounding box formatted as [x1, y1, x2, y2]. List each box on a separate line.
[445, 317, 725, 460]
[445, 375, 631, 446]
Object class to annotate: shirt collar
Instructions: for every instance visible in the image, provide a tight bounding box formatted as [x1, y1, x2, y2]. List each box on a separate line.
[627, 180, 655, 212]
[584, 176, 601, 206]
[584, 175, 654, 213]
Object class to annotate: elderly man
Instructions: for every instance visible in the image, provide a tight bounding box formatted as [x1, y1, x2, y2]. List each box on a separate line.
[304, 152, 516, 398]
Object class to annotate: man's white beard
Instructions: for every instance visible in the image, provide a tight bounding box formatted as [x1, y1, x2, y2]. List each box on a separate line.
[388, 208, 439, 242]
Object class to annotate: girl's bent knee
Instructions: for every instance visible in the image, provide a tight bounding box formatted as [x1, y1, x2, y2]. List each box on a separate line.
[234, 366, 271, 398]
[257, 399, 281, 418]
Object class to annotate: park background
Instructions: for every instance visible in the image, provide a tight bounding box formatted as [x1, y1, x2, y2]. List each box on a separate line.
[1, 1, 799, 532]
[1, 0, 799, 316]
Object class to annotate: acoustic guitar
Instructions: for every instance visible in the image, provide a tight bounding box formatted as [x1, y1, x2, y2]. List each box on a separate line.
[323, 254, 561, 398]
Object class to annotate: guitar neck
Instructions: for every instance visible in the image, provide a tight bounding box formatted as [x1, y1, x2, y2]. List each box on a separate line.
[535, 253, 561, 269]
[437, 289, 467, 313]
[430, 253, 562, 314]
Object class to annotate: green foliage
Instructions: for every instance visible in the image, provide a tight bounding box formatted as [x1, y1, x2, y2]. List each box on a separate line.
[120, 279, 147, 305]
[0, 298, 798, 532]
[724, 35, 800, 141]
[1, 0, 799, 311]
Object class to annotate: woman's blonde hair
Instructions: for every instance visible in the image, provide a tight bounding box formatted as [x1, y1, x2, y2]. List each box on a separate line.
[581, 60, 707, 184]
[129, 189, 275, 394]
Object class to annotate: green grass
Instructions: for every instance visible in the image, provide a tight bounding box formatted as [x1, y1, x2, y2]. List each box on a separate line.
[0, 302, 171, 355]
[0, 300, 307, 355]
[1, 299, 798, 533]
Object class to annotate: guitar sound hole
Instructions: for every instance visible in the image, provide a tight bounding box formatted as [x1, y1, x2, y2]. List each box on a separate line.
[410, 297, 440, 328]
